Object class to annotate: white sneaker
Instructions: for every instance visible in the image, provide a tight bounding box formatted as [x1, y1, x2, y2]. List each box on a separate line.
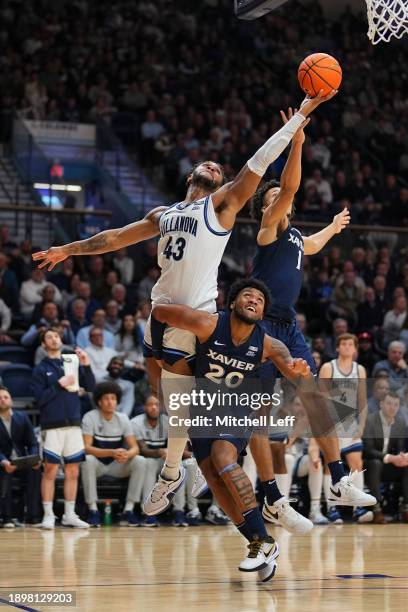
[309, 510, 329, 525]
[263, 497, 313, 534]
[144, 466, 186, 516]
[191, 465, 209, 498]
[258, 541, 280, 582]
[328, 472, 377, 507]
[61, 513, 89, 529]
[239, 536, 277, 572]
[41, 515, 56, 530]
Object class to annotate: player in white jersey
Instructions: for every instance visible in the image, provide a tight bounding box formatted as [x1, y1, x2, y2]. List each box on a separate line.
[319, 333, 373, 523]
[32, 89, 336, 517]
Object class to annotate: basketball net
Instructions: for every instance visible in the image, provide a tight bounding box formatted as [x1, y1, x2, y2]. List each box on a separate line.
[366, 0, 408, 44]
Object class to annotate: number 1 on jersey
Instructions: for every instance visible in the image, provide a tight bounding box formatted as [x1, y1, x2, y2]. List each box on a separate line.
[296, 249, 302, 270]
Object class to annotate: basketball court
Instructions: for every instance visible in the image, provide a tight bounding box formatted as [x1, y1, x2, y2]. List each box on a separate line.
[1, 525, 407, 611]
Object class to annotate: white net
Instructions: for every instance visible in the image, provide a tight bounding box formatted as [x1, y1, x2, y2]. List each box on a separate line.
[366, 0, 408, 44]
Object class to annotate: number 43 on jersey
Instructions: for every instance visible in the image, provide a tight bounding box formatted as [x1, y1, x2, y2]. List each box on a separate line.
[163, 236, 186, 261]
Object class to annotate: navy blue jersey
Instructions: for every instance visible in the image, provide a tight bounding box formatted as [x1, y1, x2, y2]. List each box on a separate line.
[252, 224, 304, 321]
[195, 311, 265, 389]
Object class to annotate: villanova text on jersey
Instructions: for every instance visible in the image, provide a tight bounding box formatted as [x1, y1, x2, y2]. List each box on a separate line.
[252, 224, 304, 321]
[160, 214, 198, 238]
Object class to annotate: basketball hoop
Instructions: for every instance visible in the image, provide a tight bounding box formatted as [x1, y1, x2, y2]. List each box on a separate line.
[366, 0, 408, 44]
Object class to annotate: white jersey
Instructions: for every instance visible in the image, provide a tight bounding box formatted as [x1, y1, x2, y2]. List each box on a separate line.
[330, 359, 359, 438]
[151, 195, 231, 311]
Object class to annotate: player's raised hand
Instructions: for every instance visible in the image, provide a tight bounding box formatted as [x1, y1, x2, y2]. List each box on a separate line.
[332, 208, 351, 234]
[280, 107, 310, 144]
[288, 358, 311, 378]
[32, 246, 67, 271]
[300, 89, 338, 116]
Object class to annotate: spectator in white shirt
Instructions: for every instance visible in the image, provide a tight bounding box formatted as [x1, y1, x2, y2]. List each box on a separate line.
[112, 248, 134, 286]
[20, 269, 62, 318]
[86, 327, 117, 381]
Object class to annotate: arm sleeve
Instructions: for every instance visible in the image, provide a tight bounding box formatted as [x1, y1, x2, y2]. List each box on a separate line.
[247, 112, 306, 177]
[31, 367, 63, 409]
[79, 365, 96, 392]
[122, 415, 133, 438]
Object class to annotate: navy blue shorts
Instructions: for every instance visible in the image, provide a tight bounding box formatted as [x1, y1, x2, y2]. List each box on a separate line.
[190, 433, 249, 465]
[259, 318, 317, 391]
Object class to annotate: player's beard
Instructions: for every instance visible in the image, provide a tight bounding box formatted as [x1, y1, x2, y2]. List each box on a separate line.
[234, 307, 258, 325]
[191, 169, 218, 191]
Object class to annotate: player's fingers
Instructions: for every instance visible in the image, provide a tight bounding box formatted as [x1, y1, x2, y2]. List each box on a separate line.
[37, 259, 50, 269]
[32, 251, 47, 260]
[280, 110, 288, 123]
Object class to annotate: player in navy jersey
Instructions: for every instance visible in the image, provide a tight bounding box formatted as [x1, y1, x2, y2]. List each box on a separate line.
[249, 109, 376, 517]
[151, 279, 311, 581]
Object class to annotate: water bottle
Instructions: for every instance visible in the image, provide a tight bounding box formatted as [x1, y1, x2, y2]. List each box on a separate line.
[104, 500, 112, 526]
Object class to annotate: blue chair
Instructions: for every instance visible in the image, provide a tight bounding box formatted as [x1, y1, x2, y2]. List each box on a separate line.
[0, 364, 33, 397]
[0, 346, 32, 366]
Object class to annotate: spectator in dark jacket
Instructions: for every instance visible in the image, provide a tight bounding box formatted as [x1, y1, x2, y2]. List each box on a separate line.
[31, 328, 95, 530]
[0, 386, 42, 526]
[363, 391, 408, 523]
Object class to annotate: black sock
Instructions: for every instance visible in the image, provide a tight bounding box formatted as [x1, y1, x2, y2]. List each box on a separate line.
[261, 479, 283, 505]
[241, 507, 269, 540]
[328, 461, 346, 485]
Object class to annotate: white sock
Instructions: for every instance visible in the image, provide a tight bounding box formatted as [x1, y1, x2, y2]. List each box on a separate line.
[124, 501, 134, 512]
[64, 500, 76, 517]
[161, 370, 194, 480]
[275, 473, 291, 498]
[323, 474, 332, 504]
[43, 502, 53, 517]
[308, 467, 323, 509]
[89, 503, 98, 511]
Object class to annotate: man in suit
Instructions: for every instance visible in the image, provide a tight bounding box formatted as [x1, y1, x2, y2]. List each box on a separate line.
[0, 386, 42, 526]
[363, 390, 408, 523]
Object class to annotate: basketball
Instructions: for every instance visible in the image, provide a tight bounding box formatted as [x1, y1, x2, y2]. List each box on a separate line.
[298, 52, 342, 97]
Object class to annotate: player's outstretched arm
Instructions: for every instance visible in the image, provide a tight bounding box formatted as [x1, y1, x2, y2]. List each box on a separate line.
[263, 334, 311, 380]
[32, 206, 166, 271]
[152, 305, 217, 343]
[303, 208, 350, 255]
[212, 89, 337, 228]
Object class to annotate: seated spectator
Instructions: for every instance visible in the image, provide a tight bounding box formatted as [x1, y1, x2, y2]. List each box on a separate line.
[0, 298, 12, 344]
[104, 300, 122, 335]
[137, 266, 160, 302]
[368, 377, 390, 413]
[111, 283, 132, 317]
[363, 391, 408, 523]
[67, 281, 101, 321]
[86, 326, 117, 381]
[372, 341, 408, 383]
[84, 256, 108, 302]
[332, 269, 365, 327]
[81, 382, 146, 527]
[31, 284, 64, 323]
[383, 295, 407, 346]
[102, 357, 135, 417]
[113, 248, 134, 286]
[20, 268, 62, 319]
[50, 257, 75, 293]
[357, 286, 384, 333]
[136, 300, 151, 335]
[68, 298, 90, 336]
[21, 301, 75, 348]
[324, 318, 348, 359]
[0, 251, 19, 312]
[31, 328, 95, 529]
[115, 314, 145, 367]
[76, 309, 115, 349]
[357, 332, 380, 376]
[0, 386, 42, 526]
[132, 395, 200, 527]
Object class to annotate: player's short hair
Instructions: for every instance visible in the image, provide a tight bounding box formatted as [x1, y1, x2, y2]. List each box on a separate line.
[227, 278, 271, 312]
[93, 382, 122, 407]
[383, 390, 399, 402]
[187, 161, 227, 186]
[40, 326, 61, 344]
[336, 333, 358, 348]
[250, 180, 280, 222]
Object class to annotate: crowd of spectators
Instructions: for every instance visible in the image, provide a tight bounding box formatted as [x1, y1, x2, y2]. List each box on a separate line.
[1, 0, 407, 224]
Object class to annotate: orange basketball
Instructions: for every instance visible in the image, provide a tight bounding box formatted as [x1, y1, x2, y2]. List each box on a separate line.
[297, 53, 342, 97]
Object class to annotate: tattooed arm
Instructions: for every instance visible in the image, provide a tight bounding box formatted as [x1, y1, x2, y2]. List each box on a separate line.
[32, 206, 166, 271]
[263, 334, 311, 380]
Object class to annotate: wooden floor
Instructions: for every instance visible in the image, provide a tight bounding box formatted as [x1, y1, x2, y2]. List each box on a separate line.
[0, 524, 407, 612]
